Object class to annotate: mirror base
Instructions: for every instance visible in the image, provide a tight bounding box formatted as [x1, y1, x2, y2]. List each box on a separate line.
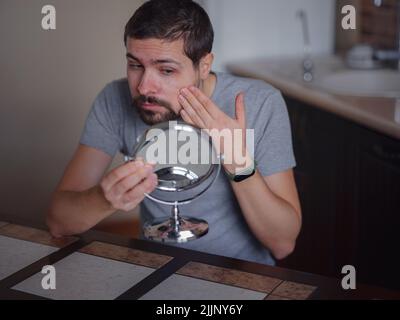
[143, 216, 208, 243]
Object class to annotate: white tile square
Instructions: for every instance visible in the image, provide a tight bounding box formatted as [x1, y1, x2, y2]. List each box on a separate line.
[0, 235, 57, 280]
[13, 252, 156, 300]
[140, 274, 267, 300]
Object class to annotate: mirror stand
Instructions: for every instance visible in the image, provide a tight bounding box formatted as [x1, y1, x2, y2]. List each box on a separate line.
[143, 202, 209, 243]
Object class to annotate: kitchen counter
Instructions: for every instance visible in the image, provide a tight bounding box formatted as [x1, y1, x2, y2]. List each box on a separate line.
[1, 219, 400, 300]
[226, 56, 400, 140]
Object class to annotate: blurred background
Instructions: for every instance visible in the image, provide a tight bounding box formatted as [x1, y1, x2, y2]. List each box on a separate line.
[1, 0, 399, 290]
[0, 0, 336, 235]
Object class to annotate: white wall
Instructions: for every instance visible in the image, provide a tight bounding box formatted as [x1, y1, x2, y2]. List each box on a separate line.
[0, 0, 144, 225]
[201, 0, 336, 71]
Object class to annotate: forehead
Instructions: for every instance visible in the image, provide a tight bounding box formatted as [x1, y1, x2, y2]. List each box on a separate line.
[126, 38, 191, 65]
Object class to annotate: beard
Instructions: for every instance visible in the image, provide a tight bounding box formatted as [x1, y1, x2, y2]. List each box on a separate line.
[132, 95, 180, 125]
[132, 76, 203, 125]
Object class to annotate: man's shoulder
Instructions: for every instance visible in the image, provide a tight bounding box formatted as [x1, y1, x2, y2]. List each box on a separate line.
[216, 72, 281, 100]
[101, 78, 130, 97]
[94, 78, 131, 113]
[215, 72, 285, 120]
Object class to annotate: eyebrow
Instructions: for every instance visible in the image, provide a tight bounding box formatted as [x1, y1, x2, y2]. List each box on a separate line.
[126, 53, 182, 67]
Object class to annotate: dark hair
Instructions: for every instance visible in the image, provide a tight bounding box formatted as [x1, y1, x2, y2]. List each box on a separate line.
[124, 0, 214, 67]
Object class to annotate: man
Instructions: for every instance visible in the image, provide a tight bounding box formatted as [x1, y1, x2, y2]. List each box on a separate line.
[47, 0, 301, 265]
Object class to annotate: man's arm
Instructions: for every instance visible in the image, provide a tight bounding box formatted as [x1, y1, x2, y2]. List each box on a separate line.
[47, 144, 157, 237]
[229, 168, 302, 260]
[178, 86, 301, 260]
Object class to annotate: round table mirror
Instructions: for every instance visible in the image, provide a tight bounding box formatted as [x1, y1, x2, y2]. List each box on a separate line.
[125, 121, 221, 243]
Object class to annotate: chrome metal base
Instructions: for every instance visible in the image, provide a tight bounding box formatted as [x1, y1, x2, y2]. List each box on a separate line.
[143, 215, 209, 243]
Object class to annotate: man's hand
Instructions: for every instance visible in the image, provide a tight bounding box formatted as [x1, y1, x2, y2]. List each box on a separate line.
[178, 86, 251, 174]
[100, 160, 158, 212]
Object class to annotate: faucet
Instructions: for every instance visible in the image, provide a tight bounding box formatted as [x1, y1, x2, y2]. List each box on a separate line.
[296, 10, 313, 82]
[372, 0, 400, 70]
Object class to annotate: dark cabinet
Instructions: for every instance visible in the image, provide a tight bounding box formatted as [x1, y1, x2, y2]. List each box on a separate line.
[356, 128, 400, 289]
[282, 98, 344, 276]
[279, 96, 400, 290]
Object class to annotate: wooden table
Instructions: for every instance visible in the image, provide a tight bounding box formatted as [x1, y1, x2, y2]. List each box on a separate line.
[1, 219, 399, 300]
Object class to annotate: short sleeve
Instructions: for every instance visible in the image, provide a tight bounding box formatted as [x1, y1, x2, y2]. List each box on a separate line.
[253, 91, 296, 177]
[79, 84, 123, 157]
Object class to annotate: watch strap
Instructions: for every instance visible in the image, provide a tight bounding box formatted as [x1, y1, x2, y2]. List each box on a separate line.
[225, 159, 257, 182]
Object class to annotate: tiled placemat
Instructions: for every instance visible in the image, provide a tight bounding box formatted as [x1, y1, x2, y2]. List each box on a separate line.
[140, 274, 267, 300]
[13, 241, 173, 300]
[0, 224, 77, 281]
[265, 294, 291, 300]
[141, 261, 285, 300]
[13, 251, 157, 300]
[0, 235, 59, 281]
[175, 262, 316, 300]
[79, 241, 172, 268]
[0, 224, 77, 248]
[2, 224, 317, 300]
[177, 262, 282, 293]
[268, 281, 316, 300]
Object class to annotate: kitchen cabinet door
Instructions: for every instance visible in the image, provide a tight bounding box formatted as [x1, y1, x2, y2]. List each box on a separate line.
[282, 97, 346, 276]
[355, 127, 400, 289]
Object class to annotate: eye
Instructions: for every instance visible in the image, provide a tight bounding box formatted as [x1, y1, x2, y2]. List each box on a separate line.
[161, 68, 174, 75]
[129, 63, 143, 70]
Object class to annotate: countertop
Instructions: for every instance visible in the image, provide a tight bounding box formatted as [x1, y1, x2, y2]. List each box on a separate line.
[1, 219, 400, 300]
[226, 56, 400, 140]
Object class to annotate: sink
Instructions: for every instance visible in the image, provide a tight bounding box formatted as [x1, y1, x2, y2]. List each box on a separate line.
[313, 69, 400, 98]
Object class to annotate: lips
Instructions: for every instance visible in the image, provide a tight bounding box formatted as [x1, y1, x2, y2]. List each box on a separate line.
[141, 103, 164, 110]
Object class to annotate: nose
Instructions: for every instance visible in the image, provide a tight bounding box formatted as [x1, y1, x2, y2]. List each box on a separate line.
[137, 70, 159, 96]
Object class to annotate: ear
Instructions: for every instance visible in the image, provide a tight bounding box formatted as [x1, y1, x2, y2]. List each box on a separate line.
[199, 53, 214, 80]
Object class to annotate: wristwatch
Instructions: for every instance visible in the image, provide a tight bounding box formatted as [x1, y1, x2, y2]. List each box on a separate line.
[224, 159, 257, 182]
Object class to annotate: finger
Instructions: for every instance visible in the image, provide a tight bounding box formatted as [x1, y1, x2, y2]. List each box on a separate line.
[179, 88, 213, 124]
[178, 93, 207, 128]
[188, 86, 220, 118]
[121, 174, 158, 204]
[180, 109, 196, 126]
[102, 160, 145, 193]
[135, 157, 157, 168]
[111, 164, 155, 200]
[235, 92, 246, 128]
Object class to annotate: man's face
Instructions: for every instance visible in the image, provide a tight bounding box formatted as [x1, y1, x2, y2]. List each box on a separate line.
[126, 37, 200, 125]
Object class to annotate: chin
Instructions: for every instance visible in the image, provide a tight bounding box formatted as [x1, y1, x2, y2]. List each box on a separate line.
[139, 109, 179, 125]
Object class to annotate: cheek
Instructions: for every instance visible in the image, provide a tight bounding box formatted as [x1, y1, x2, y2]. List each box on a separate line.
[127, 72, 140, 96]
[161, 80, 183, 110]
[166, 73, 196, 97]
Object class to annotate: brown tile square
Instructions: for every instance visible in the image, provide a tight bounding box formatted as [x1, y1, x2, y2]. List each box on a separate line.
[79, 241, 172, 268]
[177, 262, 282, 293]
[265, 294, 291, 300]
[271, 281, 316, 300]
[0, 224, 77, 248]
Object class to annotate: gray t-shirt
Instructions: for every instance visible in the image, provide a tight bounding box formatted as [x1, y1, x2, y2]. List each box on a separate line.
[80, 72, 296, 265]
